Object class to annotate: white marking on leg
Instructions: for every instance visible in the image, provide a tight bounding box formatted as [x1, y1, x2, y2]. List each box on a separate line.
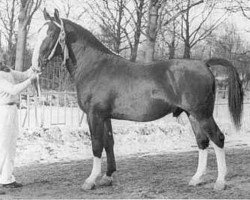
[211, 141, 227, 190]
[86, 156, 102, 184]
[195, 149, 208, 177]
[32, 24, 49, 68]
[189, 149, 208, 185]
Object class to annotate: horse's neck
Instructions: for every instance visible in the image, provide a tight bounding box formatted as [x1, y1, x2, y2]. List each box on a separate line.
[69, 41, 111, 81]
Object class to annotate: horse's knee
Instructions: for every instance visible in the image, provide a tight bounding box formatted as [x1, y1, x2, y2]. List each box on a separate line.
[201, 117, 224, 149]
[196, 134, 209, 150]
[92, 139, 103, 158]
[212, 131, 225, 148]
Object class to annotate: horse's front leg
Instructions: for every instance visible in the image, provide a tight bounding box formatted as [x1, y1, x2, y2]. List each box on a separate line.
[82, 112, 104, 190]
[99, 119, 116, 186]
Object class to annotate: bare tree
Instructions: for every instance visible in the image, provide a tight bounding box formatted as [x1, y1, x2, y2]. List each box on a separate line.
[86, 0, 130, 55]
[157, 18, 178, 59]
[87, 0, 148, 61]
[52, 0, 87, 20]
[145, 0, 162, 62]
[0, 0, 19, 66]
[15, 0, 42, 71]
[145, 0, 204, 62]
[179, 0, 226, 59]
[208, 23, 250, 91]
[225, 0, 250, 18]
[124, 0, 147, 61]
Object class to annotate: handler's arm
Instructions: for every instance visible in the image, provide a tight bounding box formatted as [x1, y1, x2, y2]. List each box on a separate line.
[0, 78, 32, 95]
[10, 67, 34, 83]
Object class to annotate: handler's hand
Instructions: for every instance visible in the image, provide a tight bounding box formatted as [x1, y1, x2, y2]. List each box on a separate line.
[30, 65, 40, 73]
[29, 72, 39, 84]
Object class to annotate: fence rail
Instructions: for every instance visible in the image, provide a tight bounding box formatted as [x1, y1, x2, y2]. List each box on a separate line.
[18, 90, 248, 128]
[19, 91, 85, 128]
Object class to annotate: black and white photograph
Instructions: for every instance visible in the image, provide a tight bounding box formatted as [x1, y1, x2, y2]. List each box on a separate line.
[0, 0, 249, 199]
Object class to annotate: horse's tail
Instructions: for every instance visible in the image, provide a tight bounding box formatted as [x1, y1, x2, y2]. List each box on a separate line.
[205, 58, 243, 129]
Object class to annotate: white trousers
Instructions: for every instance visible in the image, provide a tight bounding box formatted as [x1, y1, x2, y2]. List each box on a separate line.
[0, 105, 18, 184]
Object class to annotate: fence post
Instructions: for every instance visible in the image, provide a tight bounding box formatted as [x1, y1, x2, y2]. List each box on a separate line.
[50, 91, 53, 125]
[34, 94, 38, 127]
[27, 94, 30, 128]
[64, 90, 67, 125]
[41, 93, 45, 127]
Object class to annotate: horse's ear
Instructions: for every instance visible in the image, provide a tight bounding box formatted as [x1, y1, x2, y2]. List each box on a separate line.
[43, 8, 52, 21]
[54, 9, 61, 24]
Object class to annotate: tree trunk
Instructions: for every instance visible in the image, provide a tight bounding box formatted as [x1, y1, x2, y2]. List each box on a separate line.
[130, 22, 141, 62]
[182, 0, 191, 59]
[145, 0, 160, 63]
[130, 0, 144, 62]
[15, 4, 28, 71]
[169, 20, 176, 59]
[130, 47, 137, 62]
[6, 26, 14, 66]
[183, 42, 191, 59]
[15, 0, 42, 71]
[15, 22, 27, 71]
[169, 41, 175, 59]
[115, 0, 123, 54]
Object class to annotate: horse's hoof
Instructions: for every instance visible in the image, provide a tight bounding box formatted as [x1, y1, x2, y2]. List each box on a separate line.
[99, 174, 113, 186]
[81, 181, 95, 191]
[214, 181, 226, 190]
[189, 177, 203, 186]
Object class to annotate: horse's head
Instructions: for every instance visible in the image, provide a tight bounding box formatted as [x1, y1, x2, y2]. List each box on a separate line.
[32, 8, 69, 72]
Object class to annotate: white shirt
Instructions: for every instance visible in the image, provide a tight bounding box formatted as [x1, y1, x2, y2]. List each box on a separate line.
[0, 68, 32, 105]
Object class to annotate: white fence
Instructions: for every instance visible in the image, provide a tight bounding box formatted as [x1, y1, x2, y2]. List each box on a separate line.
[18, 90, 246, 128]
[19, 91, 85, 128]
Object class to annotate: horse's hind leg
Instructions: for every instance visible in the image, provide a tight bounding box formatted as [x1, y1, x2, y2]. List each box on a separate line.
[188, 115, 209, 186]
[188, 115, 227, 190]
[205, 117, 227, 190]
[99, 119, 116, 186]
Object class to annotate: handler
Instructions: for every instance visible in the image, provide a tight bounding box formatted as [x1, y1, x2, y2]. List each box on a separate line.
[0, 61, 38, 189]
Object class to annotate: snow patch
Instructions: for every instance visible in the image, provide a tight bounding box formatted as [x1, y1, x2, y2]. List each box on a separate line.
[15, 115, 250, 167]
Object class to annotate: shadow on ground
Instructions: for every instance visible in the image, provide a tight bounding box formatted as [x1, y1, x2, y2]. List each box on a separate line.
[3, 148, 250, 199]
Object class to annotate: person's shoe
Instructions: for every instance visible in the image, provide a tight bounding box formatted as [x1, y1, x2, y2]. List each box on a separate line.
[2, 182, 23, 188]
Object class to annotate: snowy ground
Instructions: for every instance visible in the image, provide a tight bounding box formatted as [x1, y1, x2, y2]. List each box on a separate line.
[3, 94, 250, 198]
[15, 109, 250, 167]
[10, 113, 250, 199]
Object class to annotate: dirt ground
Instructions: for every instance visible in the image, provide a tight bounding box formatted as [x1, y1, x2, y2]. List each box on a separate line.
[1, 147, 249, 199]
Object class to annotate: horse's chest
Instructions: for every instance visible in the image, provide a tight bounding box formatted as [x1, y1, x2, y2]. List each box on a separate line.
[76, 83, 110, 113]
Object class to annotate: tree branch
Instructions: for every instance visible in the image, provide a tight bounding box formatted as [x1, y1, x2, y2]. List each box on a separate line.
[163, 0, 204, 26]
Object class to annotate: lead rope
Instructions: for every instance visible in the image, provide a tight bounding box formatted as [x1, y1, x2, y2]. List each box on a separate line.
[30, 67, 41, 97]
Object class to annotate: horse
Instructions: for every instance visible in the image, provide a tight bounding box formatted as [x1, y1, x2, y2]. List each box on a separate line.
[32, 8, 243, 191]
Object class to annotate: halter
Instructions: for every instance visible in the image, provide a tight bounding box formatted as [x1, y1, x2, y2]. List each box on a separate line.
[47, 18, 69, 66]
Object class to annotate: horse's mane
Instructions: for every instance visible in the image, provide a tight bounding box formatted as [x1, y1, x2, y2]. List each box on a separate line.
[63, 19, 114, 55]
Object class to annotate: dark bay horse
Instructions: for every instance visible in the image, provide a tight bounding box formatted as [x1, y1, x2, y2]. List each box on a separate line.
[33, 9, 243, 191]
